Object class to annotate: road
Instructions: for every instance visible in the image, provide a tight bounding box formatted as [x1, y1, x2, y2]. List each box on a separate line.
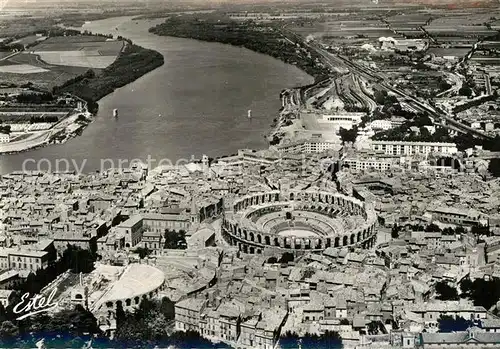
[418, 26, 438, 45]
[0, 112, 89, 154]
[0, 51, 20, 61]
[0, 130, 51, 154]
[485, 73, 492, 96]
[436, 72, 464, 98]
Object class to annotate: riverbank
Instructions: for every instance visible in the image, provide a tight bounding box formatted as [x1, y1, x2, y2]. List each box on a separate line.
[0, 110, 93, 155]
[149, 14, 329, 83]
[52, 41, 164, 115]
[0, 16, 313, 174]
[0, 41, 163, 154]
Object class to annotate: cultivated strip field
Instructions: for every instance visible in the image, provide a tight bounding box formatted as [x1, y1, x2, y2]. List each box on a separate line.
[10, 35, 46, 46]
[35, 51, 118, 69]
[0, 51, 12, 59]
[32, 38, 123, 69]
[0, 64, 49, 74]
[427, 47, 471, 57]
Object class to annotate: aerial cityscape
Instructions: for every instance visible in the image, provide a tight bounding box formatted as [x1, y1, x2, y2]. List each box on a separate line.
[0, 0, 500, 348]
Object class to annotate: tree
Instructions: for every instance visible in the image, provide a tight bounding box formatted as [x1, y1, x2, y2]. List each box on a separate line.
[62, 245, 96, 274]
[435, 281, 459, 301]
[279, 252, 294, 264]
[489, 158, 500, 178]
[0, 320, 19, 338]
[114, 298, 176, 345]
[5, 291, 22, 317]
[301, 331, 343, 349]
[465, 278, 500, 309]
[279, 331, 300, 349]
[133, 247, 152, 259]
[169, 330, 231, 348]
[338, 126, 358, 143]
[43, 305, 101, 338]
[459, 86, 473, 97]
[460, 277, 473, 298]
[425, 223, 441, 233]
[114, 309, 148, 344]
[115, 300, 126, 327]
[159, 297, 175, 320]
[439, 80, 452, 92]
[146, 311, 168, 341]
[164, 230, 187, 249]
[419, 127, 431, 140]
[267, 257, 278, 264]
[438, 315, 473, 333]
[391, 225, 400, 239]
[374, 90, 388, 105]
[0, 303, 6, 323]
[270, 135, 281, 146]
[76, 114, 89, 123]
[471, 225, 491, 236]
[367, 321, 386, 335]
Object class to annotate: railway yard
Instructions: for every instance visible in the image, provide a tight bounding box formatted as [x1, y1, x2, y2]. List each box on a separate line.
[265, 5, 500, 149]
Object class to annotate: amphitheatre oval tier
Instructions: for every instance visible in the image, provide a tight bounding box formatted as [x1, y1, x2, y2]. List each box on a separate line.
[222, 190, 377, 254]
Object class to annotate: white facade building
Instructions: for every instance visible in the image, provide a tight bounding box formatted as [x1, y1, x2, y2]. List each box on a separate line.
[343, 157, 394, 171]
[370, 141, 458, 156]
[0, 132, 10, 143]
[277, 139, 341, 154]
[320, 112, 364, 131]
[369, 120, 393, 131]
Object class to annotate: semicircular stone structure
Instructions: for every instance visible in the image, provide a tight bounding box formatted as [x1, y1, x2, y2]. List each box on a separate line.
[222, 190, 377, 255]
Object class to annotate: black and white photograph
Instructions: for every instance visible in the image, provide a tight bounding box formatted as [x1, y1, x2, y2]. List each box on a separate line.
[0, 0, 500, 347]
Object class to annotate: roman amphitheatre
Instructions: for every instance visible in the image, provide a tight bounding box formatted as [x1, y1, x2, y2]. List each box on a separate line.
[222, 190, 377, 255]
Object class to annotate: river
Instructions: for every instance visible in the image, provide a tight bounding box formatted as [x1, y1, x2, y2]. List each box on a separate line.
[0, 16, 313, 174]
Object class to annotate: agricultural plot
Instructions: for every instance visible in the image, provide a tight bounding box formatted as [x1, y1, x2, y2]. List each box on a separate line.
[427, 47, 471, 58]
[0, 53, 90, 89]
[10, 35, 46, 47]
[0, 36, 124, 89]
[36, 36, 110, 45]
[289, 23, 331, 38]
[34, 38, 123, 52]
[0, 51, 12, 59]
[290, 17, 395, 40]
[492, 20, 500, 30]
[33, 37, 123, 69]
[424, 14, 496, 39]
[479, 41, 500, 49]
[0, 111, 68, 123]
[0, 64, 49, 74]
[386, 13, 431, 26]
[35, 50, 118, 69]
[428, 12, 498, 27]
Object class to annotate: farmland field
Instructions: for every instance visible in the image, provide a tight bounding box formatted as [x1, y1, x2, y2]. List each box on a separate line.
[35, 36, 110, 45]
[0, 51, 12, 59]
[290, 20, 395, 40]
[35, 51, 118, 69]
[0, 52, 92, 89]
[10, 35, 46, 47]
[427, 47, 471, 57]
[0, 111, 69, 123]
[0, 36, 124, 89]
[0, 64, 49, 74]
[34, 37, 123, 52]
[32, 37, 123, 69]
